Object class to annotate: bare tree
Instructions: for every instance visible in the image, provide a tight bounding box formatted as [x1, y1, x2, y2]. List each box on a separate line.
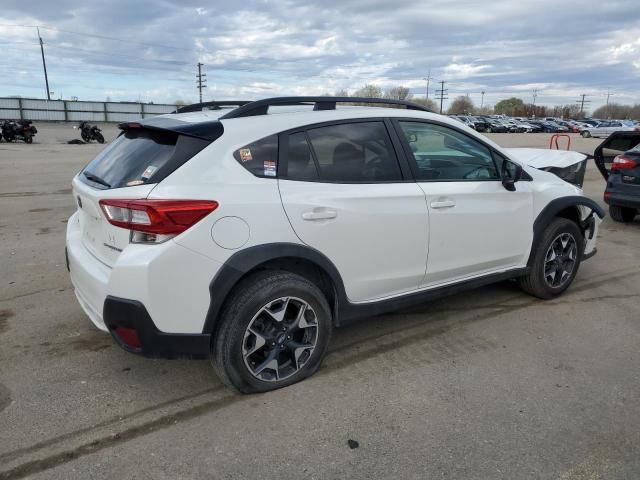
[592, 102, 640, 120]
[352, 84, 383, 98]
[411, 97, 439, 112]
[447, 95, 475, 115]
[384, 86, 412, 101]
[475, 105, 494, 115]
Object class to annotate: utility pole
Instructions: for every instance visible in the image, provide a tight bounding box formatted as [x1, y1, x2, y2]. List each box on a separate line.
[532, 89, 538, 118]
[576, 93, 591, 114]
[37, 28, 51, 100]
[435, 80, 448, 114]
[480, 90, 486, 109]
[196, 62, 207, 103]
[423, 69, 431, 101]
[605, 89, 613, 119]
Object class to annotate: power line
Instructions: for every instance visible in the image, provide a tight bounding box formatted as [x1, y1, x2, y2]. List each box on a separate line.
[0, 23, 193, 52]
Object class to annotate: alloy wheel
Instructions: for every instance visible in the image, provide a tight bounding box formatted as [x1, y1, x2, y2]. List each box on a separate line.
[242, 297, 318, 382]
[544, 233, 578, 288]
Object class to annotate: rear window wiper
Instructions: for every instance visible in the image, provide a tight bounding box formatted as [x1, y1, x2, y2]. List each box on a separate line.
[83, 171, 111, 188]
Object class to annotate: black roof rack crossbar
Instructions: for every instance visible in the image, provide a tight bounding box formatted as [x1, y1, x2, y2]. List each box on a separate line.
[174, 101, 251, 114]
[218, 96, 432, 119]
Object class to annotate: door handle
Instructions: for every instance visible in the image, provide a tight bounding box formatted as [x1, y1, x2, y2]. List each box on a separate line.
[302, 208, 338, 221]
[430, 199, 456, 209]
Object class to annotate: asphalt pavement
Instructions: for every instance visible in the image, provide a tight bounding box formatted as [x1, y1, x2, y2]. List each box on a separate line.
[1, 124, 639, 479]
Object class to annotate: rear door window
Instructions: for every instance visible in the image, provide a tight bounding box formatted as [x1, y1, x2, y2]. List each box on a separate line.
[289, 122, 402, 182]
[81, 129, 210, 189]
[285, 132, 319, 180]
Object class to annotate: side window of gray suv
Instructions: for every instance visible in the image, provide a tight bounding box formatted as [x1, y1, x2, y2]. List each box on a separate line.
[285, 122, 403, 182]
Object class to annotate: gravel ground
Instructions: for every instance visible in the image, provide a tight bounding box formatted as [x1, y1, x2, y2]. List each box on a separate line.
[0, 123, 638, 480]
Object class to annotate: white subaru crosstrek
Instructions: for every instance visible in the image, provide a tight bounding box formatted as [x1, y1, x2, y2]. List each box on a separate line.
[66, 97, 604, 393]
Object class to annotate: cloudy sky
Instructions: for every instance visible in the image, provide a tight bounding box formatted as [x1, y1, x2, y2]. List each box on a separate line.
[0, 0, 639, 111]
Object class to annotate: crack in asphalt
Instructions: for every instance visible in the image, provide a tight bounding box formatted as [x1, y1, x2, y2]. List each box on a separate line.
[0, 288, 66, 303]
[0, 189, 71, 198]
[0, 387, 220, 465]
[1, 268, 639, 479]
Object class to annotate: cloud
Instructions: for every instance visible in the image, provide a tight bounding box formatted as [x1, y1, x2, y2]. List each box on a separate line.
[443, 63, 492, 80]
[0, 0, 638, 111]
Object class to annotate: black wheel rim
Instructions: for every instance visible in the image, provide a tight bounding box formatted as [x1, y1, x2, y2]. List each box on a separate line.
[544, 233, 578, 288]
[242, 297, 318, 382]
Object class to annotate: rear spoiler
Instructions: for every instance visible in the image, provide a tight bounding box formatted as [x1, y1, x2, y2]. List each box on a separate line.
[118, 117, 224, 142]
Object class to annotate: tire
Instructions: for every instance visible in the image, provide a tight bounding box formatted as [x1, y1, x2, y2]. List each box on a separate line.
[95, 132, 105, 144]
[581, 130, 591, 138]
[24, 135, 33, 144]
[81, 132, 90, 142]
[518, 218, 583, 299]
[609, 205, 637, 223]
[213, 270, 333, 393]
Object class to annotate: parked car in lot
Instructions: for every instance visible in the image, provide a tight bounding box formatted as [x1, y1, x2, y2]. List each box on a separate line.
[468, 116, 489, 132]
[481, 117, 509, 133]
[594, 131, 640, 222]
[66, 96, 603, 392]
[582, 120, 638, 138]
[545, 121, 569, 133]
[451, 115, 476, 130]
[527, 120, 558, 133]
[499, 119, 520, 133]
[522, 120, 543, 133]
[511, 119, 533, 133]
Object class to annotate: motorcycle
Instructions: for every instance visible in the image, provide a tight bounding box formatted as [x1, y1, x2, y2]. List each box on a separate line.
[76, 121, 104, 143]
[2, 119, 37, 143]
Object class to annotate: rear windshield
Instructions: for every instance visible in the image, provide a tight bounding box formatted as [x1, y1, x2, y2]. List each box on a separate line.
[80, 129, 210, 189]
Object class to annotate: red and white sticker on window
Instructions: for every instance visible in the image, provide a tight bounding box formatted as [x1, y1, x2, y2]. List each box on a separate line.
[264, 160, 276, 177]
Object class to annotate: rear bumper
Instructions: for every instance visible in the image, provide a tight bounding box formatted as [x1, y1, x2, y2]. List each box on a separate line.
[604, 192, 640, 209]
[66, 212, 109, 332]
[103, 296, 210, 359]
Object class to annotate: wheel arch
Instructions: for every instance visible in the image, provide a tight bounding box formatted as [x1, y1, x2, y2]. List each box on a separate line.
[528, 196, 605, 266]
[203, 243, 348, 337]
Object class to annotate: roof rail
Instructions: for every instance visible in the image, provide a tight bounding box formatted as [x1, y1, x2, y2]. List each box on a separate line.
[217, 96, 432, 120]
[174, 101, 251, 114]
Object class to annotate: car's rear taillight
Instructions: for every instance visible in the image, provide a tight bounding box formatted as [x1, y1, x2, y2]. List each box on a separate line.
[99, 199, 218, 244]
[611, 155, 638, 171]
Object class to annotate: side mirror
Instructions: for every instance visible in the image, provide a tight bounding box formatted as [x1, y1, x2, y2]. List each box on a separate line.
[502, 159, 523, 192]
